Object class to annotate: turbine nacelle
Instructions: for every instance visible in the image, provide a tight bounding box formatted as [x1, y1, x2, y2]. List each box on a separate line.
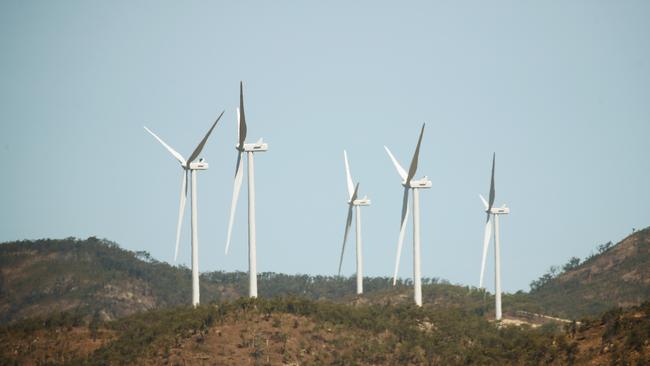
[188, 158, 209, 170]
[351, 197, 371, 206]
[479, 194, 509, 215]
[236, 139, 269, 152]
[403, 177, 432, 189]
[488, 206, 509, 215]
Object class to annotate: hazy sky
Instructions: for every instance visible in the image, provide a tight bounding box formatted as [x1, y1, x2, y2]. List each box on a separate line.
[1, 1, 648, 292]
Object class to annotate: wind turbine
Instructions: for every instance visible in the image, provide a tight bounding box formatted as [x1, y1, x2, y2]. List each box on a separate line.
[225, 81, 268, 298]
[478, 153, 510, 321]
[337, 151, 371, 295]
[384, 123, 431, 307]
[144, 111, 224, 306]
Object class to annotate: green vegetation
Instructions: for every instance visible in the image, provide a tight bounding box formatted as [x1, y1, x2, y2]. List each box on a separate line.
[1, 229, 650, 364]
[0, 237, 199, 323]
[3, 297, 649, 365]
[570, 302, 650, 365]
[0, 237, 492, 324]
[0, 297, 584, 365]
[2, 225, 649, 326]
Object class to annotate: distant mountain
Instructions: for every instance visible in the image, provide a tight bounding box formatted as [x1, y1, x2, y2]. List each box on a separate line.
[523, 226, 650, 319]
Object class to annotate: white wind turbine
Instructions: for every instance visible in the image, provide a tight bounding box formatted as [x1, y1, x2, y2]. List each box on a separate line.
[225, 82, 268, 298]
[478, 153, 510, 321]
[337, 150, 371, 295]
[384, 123, 431, 307]
[144, 111, 224, 306]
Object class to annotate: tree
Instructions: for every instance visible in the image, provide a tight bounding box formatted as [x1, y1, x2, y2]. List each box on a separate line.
[562, 257, 581, 272]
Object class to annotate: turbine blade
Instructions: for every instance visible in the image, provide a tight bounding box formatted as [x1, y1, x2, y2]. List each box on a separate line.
[174, 170, 188, 262]
[351, 182, 360, 203]
[338, 203, 354, 276]
[406, 123, 425, 185]
[343, 150, 354, 200]
[393, 186, 410, 285]
[187, 110, 225, 164]
[338, 183, 359, 275]
[238, 82, 248, 149]
[482, 191, 491, 223]
[487, 152, 495, 212]
[225, 152, 245, 254]
[479, 194, 488, 210]
[235, 108, 241, 149]
[479, 215, 492, 288]
[384, 146, 407, 181]
[144, 126, 186, 166]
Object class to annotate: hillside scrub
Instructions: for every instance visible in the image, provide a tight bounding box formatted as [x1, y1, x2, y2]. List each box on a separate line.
[1, 297, 584, 365]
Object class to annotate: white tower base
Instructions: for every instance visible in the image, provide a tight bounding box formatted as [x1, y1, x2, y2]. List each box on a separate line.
[413, 188, 422, 307]
[247, 151, 258, 298]
[355, 205, 363, 295]
[191, 169, 200, 307]
[494, 214, 502, 321]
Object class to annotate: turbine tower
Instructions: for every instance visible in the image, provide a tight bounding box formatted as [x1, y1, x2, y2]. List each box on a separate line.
[384, 123, 431, 307]
[144, 111, 224, 306]
[337, 150, 371, 295]
[225, 81, 268, 298]
[478, 153, 510, 321]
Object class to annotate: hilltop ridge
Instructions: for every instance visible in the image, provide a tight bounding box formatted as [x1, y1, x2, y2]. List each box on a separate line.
[523, 226, 650, 318]
[1, 227, 649, 324]
[0, 237, 482, 324]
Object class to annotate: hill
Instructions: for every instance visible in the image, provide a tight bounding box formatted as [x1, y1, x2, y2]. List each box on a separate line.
[0, 237, 212, 323]
[2, 231, 650, 364]
[2, 297, 649, 365]
[520, 226, 650, 319]
[0, 237, 489, 324]
[2, 227, 650, 325]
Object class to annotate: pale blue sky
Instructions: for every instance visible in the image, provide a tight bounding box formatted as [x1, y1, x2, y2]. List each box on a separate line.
[1, 1, 648, 292]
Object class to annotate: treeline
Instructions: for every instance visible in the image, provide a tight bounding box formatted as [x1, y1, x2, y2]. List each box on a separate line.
[205, 270, 453, 301]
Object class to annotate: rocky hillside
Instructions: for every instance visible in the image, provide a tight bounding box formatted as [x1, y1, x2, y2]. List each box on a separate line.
[2, 297, 649, 365]
[525, 226, 650, 319]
